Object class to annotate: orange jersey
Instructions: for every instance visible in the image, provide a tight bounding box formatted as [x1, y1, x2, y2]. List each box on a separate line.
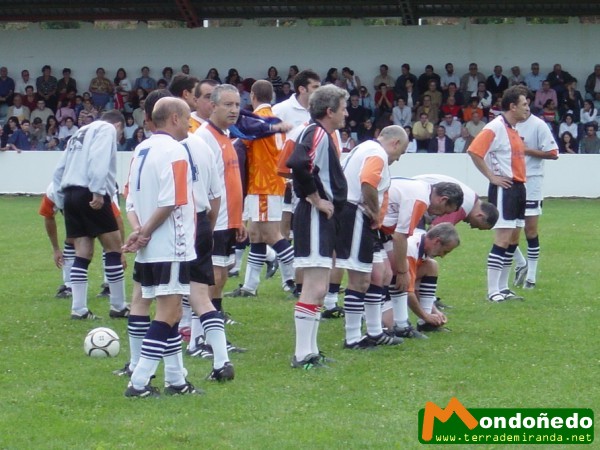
[188, 113, 204, 135]
[246, 104, 286, 196]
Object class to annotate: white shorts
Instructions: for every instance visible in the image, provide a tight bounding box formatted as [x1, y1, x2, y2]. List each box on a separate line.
[525, 176, 543, 217]
[373, 249, 386, 264]
[245, 194, 283, 222]
[525, 200, 543, 217]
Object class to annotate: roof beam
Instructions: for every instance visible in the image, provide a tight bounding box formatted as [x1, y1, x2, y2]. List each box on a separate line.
[174, 0, 202, 27]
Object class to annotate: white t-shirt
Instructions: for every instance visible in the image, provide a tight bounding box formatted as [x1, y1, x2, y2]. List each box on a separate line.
[515, 114, 558, 177]
[127, 133, 196, 263]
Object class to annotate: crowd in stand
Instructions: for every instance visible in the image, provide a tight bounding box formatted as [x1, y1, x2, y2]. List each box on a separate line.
[1, 62, 600, 154]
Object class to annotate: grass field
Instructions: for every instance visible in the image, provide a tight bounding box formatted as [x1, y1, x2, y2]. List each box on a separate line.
[0, 196, 598, 450]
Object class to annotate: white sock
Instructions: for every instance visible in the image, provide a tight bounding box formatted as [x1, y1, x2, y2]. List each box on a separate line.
[364, 285, 383, 336]
[105, 252, 126, 311]
[163, 325, 186, 386]
[180, 296, 192, 328]
[389, 288, 409, 328]
[189, 312, 204, 351]
[265, 245, 276, 262]
[294, 302, 319, 361]
[343, 289, 365, 344]
[201, 311, 230, 369]
[514, 246, 527, 267]
[232, 248, 245, 272]
[62, 243, 75, 288]
[127, 315, 150, 371]
[243, 243, 266, 293]
[310, 310, 322, 355]
[70, 257, 90, 314]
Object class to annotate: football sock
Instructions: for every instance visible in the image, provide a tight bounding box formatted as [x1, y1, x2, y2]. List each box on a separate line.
[417, 276, 437, 325]
[389, 278, 409, 327]
[265, 245, 276, 263]
[273, 238, 295, 283]
[499, 244, 517, 292]
[131, 320, 170, 390]
[211, 297, 222, 312]
[310, 309, 322, 355]
[201, 310, 229, 369]
[232, 239, 248, 273]
[294, 302, 319, 361]
[364, 284, 384, 337]
[189, 312, 205, 351]
[526, 235, 540, 283]
[62, 242, 75, 288]
[514, 245, 527, 268]
[163, 322, 186, 386]
[105, 252, 126, 311]
[343, 289, 365, 344]
[243, 242, 266, 292]
[180, 295, 192, 329]
[487, 244, 506, 296]
[70, 256, 90, 314]
[127, 315, 150, 371]
[323, 283, 340, 310]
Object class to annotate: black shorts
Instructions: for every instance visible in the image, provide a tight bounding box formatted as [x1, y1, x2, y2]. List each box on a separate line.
[334, 202, 377, 272]
[283, 183, 293, 205]
[134, 261, 191, 299]
[212, 228, 237, 267]
[63, 186, 118, 238]
[488, 182, 526, 222]
[292, 199, 339, 269]
[189, 212, 215, 285]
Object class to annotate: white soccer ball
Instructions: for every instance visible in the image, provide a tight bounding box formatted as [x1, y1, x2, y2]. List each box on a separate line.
[84, 327, 120, 357]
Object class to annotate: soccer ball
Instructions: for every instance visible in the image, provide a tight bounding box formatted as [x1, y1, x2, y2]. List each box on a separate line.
[84, 327, 120, 357]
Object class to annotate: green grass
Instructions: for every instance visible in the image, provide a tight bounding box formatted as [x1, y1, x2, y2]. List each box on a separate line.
[0, 196, 598, 450]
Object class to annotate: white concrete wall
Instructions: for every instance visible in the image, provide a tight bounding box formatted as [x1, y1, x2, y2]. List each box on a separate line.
[1, 19, 599, 89]
[1, 151, 597, 198]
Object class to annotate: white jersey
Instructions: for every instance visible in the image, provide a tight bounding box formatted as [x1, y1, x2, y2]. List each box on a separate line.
[413, 174, 477, 219]
[342, 140, 390, 214]
[52, 120, 118, 209]
[127, 133, 196, 263]
[181, 133, 222, 213]
[381, 178, 431, 236]
[272, 95, 310, 129]
[515, 114, 558, 177]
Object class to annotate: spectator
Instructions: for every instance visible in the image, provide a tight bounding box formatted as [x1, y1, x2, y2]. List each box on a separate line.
[73, 95, 84, 118]
[488, 97, 503, 122]
[374, 82, 394, 127]
[0, 66, 15, 120]
[58, 116, 78, 147]
[225, 68, 242, 85]
[89, 67, 114, 110]
[440, 96, 462, 120]
[559, 131, 578, 154]
[546, 63, 575, 100]
[373, 64, 394, 92]
[132, 97, 145, 127]
[428, 125, 454, 153]
[417, 65, 441, 94]
[55, 98, 76, 126]
[472, 81, 493, 117]
[440, 62, 460, 92]
[206, 68, 222, 83]
[560, 80, 583, 122]
[416, 95, 439, 125]
[113, 68, 132, 112]
[453, 126, 474, 153]
[584, 64, 600, 100]
[22, 85, 38, 111]
[45, 115, 60, 143]
[412, 112, 434, 150]
[392, 97, 412, 127]
[422, 80, 442, 118]
[357, 118, 377, 142]
[357, 85, 375, 119]
[442, 82, 464, 106]
[36, 65, 58, 110]
[534, 80, 558, 111]
[486, 65, 509, 97]
[126, 126, 146, 151]
[541, 99, 559, 135]
[30, 117, 46, 148]
[324, 67, 342, 87]
[524, 62, 544, 93]
[7, 94, 30, 123]
[161, 66, 174, 84]
[580, 99, 597, 126]
[465, 111, 485, 138]
[340, 128, 356, 153]
[266, 66, 283, 96]
[394, 63, 417, 98]
[461, 97, 483, 123]
[14, 69, 32, 95]
[56, 68, 77, 101]
[508, 66, 524, 86]
[459, 62, 486, 98]
[181, 64, 190, 75]
[579, 124, 600, 154]
[45, 136, 60, 151]
[157, 79, 168, 89]
[30, 99, 53, 126]
[6, 117, 32, 151]
[237, 82, 252, 111]
[133, 66, 157, 92]
[286, 65, 299, 90]
[558, 113, 578, 139]
[403, 78, 420, 119]
[346, 93, 368, 138]
[77, 98, 98, 126]
[404, 125, 417, 153]
[276, 82, 293, 103]
[439, 113, 462, 141]
[123, 114, 137, 140]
